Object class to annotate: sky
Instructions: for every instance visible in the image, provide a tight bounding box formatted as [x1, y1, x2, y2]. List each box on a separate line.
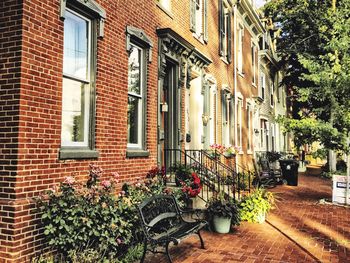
[255, 0, 266, 8]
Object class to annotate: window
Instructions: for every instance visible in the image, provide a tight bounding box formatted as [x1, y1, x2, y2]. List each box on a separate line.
[237, 24, 244, 72]
[190, 0, 208, 42]
[127, 44, 143, 148]
[60, 10, 96, 159]
[221, 89, 230, 146]
[271, 124, 275, 152]
[251, 41, 256, 85]
[126, 26, 152, 156]
[219, 0, 231, 62]
[59, 0, 105, 159]
[259, 71, 265, 100]
[236, 98, 242, 148]
[260, 119, 268, 150]
[276, 73, 280, 103]
[61, 10, 91, 148]
[270, 79, 274, 107]
[247, 103, 252, 151]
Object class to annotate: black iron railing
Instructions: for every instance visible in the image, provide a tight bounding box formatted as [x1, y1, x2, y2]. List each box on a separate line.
[163, 149, 251, 202]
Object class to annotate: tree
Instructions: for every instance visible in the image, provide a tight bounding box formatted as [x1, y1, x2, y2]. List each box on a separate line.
[264, 0, 350, 166]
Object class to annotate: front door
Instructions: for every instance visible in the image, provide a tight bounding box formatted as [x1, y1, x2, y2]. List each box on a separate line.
[159, 62, 180, 168]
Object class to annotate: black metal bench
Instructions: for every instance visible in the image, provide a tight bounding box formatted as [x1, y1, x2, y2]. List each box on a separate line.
[137, 194, 207, 263]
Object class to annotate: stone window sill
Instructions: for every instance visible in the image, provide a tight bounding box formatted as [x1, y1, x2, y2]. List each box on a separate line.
[126, 149, 150, 158]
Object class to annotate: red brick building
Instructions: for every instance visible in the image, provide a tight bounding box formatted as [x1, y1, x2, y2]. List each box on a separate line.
[0, 0, 285, 261]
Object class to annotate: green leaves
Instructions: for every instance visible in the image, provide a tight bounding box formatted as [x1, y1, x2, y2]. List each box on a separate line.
[265, 0, 350, 152]
[239, 189, 274, 223]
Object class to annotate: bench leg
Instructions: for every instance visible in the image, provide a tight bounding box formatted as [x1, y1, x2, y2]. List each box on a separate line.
[140, 242, 147, 263]
[197, 230, 205, 249]
[165, 242, 173, 263]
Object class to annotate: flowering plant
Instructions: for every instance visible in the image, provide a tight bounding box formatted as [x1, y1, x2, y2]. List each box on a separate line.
[181, 172, 202, 198]
[222, 145, 240, 157]
[37, 164, 133, 259]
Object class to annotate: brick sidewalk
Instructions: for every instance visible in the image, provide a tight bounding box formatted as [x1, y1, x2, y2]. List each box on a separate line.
[144, 174, 350, 263]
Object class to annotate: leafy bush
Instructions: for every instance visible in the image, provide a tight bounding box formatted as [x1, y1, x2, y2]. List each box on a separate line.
[239, 189, 274, 223]
[37, 165, 134, 258]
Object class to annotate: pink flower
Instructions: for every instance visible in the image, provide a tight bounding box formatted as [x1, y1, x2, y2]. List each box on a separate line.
[119, 190, 126, 197]
[111, 172, 120, 183]
[64, 176, 75, 185]
[101, 180, 111, 189]
[116, 238, 122, 245]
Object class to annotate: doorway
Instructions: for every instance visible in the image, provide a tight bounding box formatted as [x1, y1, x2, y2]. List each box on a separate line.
[159, 61, 180, 168]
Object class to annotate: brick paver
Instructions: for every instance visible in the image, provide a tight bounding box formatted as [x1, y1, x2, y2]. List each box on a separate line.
[144, 174, 350, 262]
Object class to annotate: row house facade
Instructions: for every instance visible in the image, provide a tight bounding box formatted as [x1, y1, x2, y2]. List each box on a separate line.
[0, 0, 288, 261]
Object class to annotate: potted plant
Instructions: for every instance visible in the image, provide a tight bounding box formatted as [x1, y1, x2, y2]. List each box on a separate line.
[239, 188, 274, 223]
[206, 193, 240, 233]
[223, 145, 240, 158]
[207, 144, 224, 159]
[170, 163, 192, 186]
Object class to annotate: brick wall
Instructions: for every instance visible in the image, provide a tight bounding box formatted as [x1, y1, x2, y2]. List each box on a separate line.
[0, 0, 23, 261]
[0, 0, 264, 261]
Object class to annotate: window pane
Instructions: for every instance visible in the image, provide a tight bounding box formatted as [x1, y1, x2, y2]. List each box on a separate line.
[128, 46, 141, 95]
[127, 96, 140, 144]
[63, 11, 89, 80]
[61, 78, 90, 146]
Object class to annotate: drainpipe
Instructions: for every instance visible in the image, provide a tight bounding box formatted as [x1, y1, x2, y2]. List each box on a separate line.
[233, 2, 238, 172]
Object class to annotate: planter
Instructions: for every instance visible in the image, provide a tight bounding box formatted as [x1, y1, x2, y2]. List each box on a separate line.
[223, 152, 235, 158]
[256, 212, 266, 224]
[212, 215, 231, 233]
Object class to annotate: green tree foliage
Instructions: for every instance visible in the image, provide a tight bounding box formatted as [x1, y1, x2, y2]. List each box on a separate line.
[265, 0, 350, 152]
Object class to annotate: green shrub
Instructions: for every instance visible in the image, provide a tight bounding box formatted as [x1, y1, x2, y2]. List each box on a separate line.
[37, 165, 134, 258]
[239, 189, 274, 223]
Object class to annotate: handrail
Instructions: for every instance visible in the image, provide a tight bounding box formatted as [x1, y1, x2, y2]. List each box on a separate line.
[163, 149, 251, 202]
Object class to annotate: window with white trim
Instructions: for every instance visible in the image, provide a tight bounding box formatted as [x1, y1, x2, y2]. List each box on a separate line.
[236, 98, 243, 148]
[237, 23, 244, 72]
[190, 0, 208, 42]
[271, 123, 275, 152]
[219, 0, 232, 62]
[259, 71, 265, 100]
[59, 0, 105, 159]
[61, 10, 91, 149]
[251, 41, 256, 85]
[126, 26, 152, 156]
[221, 89, 231, 146]
[247, 103, 252, 151]
[270, 79, 274, 107]
[127, 44, 144, 148]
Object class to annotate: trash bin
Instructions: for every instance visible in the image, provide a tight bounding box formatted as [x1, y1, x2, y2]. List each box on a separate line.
[279, 159, 299, 186]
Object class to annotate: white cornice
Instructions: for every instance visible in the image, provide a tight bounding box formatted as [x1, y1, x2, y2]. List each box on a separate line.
[237, 0, 265, 36]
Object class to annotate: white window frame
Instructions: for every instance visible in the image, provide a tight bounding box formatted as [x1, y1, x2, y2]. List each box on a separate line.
[271, 123, 275, 152]
[194, 0, 203, 37]
[259, 71, 265, 100]
[127, 43, 144, 149]
[251, 41, 256, 85]
[237, 98, 243, 148]
[237, 23, 244, 73]
[270, 79, 274, 107]
[61, 9, 92, 148]
[222, 87, 231, 147]
[247, 103, 252, 151]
